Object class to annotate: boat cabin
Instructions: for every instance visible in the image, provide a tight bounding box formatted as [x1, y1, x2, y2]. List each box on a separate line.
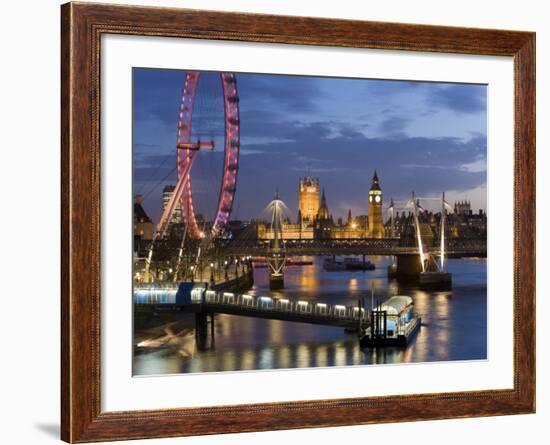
[361, 295, 421, 347]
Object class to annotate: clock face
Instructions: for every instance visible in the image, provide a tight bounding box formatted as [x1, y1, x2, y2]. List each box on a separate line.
[369, 195, 373, 203]
[375, 195, 381, 203]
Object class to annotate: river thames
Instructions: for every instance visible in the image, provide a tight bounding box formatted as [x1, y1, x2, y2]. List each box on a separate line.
[133, 255, 487, 375]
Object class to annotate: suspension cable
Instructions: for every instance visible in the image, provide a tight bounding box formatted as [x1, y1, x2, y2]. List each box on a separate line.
[140, 165, 178, 201]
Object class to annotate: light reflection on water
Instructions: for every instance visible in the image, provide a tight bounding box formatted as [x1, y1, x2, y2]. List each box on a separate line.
[133, 256, 487, 375]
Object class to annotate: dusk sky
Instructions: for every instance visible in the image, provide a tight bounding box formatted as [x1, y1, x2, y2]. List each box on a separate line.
[133, 68, 487, 224]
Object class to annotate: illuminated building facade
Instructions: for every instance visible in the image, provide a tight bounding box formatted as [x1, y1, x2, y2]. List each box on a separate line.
[298, 176, 320, 228]
[313, 190, 367, 239]
[368, 171, 385, 238]
[258, 171, 384, 240]
[256, 223, 313, 240]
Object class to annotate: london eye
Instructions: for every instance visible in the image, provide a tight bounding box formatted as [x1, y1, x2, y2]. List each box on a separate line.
[142, 71, 240, 281]
[176, 71, 240, 239]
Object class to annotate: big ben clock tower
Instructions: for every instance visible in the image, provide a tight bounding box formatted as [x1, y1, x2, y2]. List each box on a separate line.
[368, 170, 385, 238]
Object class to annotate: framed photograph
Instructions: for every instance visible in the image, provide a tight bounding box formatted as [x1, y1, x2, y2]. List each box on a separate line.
[61, 2, 535, 442]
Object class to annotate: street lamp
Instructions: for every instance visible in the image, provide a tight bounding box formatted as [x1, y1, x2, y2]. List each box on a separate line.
[210, 262, 215, 283]
[190, 265, 195, 282]
[224, 260, 229, 280]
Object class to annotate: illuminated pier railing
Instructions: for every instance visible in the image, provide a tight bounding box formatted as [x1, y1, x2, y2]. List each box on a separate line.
[190, 288, 366, 323]
[134, 284, 178, 304]
[135, 284, 370, 328]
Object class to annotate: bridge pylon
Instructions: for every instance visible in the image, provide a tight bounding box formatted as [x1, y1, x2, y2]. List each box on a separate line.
[267, 191, 286, 289]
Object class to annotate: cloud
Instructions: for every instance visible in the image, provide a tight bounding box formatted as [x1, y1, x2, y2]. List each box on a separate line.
[335, 122, 367, 139]
[239, 73, 322, 113]
[365, 79, 424, 97]
[378, 116, 409, 136]
[133, 68, 184, 128]
[427, 84, 487, 114]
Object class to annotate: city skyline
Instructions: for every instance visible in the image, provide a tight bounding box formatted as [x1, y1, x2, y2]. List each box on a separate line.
[133, 68, 487, 224]
[142, 171, 486, 228]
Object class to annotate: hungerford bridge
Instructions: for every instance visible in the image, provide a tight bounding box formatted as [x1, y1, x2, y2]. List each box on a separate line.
[221, 238, 486, 258]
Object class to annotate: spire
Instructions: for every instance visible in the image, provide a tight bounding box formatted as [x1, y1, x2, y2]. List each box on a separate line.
[370, 169, 381, 191]
[320, 187, 327, 207]
[318, 187, 329, 220]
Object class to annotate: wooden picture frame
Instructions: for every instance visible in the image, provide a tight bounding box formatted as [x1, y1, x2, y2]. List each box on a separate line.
[61, 2, 535, 442]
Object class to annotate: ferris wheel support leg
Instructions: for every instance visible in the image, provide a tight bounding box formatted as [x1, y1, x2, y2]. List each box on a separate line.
[142, 152, 196, 283]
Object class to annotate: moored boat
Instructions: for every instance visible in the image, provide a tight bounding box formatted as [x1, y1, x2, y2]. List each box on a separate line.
[323, 257, 376, 271]
[343, 257, 375, 271]
[323, 258, 346, 271]
[359, 295, 421, 347]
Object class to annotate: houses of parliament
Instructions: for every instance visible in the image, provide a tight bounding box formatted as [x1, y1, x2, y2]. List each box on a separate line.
[257, 171, 385, 240]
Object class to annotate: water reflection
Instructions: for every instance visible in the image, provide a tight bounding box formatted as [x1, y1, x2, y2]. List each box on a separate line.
[133, 256, 487, 375]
